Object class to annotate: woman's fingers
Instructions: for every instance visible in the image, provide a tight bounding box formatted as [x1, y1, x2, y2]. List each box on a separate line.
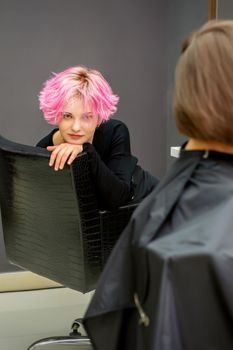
[53, 146, 71, 170]
[47, 144, 83, 170]
[47, 146, 57, 151]
[67, 149, 80, 165]
[66, 145, 83, 166]
[48, 145, 68, 169]
[48, 147, 61, 167]
[57, 148, 73, 170]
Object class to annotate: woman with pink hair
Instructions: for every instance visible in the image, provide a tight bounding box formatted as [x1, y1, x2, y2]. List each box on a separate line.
[37, 66, 158, 209]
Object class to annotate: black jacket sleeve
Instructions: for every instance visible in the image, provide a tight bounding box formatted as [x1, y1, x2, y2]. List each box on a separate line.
[84, 124, 137, 209]
[36, 129, 57, 148]
[84, 122, 138, 209]
[36, 121, 137, 210]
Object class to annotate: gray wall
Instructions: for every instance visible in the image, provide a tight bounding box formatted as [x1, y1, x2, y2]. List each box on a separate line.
[0, 0, 168, 177]
[217, 0, 233, 18]
[166, 0, 233, 168]
[166, 0, 208, 168]
[0, 0, 168, 272]
[0, 0, 217, 273]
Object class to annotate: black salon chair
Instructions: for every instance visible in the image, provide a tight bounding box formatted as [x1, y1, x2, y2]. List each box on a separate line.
[0, 135, 138, 349]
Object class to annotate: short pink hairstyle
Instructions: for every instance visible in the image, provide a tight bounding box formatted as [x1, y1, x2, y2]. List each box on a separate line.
[39, 66, 119, 125]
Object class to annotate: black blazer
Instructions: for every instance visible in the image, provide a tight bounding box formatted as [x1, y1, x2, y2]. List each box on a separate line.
[37, 119, 158, 209]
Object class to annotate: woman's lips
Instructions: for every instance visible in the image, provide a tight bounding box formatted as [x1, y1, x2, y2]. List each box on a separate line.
[68, 134, 84, 139]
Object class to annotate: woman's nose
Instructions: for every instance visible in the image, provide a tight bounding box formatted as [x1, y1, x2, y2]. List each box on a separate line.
[71, 119, 81, 132]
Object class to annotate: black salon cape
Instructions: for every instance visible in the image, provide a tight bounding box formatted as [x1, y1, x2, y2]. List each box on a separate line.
[83, 149, 233, 350]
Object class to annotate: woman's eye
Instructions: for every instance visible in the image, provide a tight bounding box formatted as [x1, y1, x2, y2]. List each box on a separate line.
[63, 114, 72, 120]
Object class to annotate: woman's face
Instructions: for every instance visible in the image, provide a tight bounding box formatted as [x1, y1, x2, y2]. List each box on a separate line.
[58, 97, 99, 145]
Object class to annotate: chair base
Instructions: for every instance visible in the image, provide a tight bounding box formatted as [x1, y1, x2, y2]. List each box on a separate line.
[27, 335, 93, 350]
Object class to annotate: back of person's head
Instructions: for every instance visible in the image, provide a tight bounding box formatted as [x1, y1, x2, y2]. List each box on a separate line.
[174, 20, 233, 144]
[39, 66, 119, 125]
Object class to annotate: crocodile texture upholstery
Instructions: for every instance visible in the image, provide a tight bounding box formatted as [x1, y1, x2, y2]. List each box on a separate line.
[0, 135, 137, 293]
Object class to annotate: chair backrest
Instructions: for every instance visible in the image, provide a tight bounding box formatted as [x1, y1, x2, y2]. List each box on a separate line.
[0, 135, 137, 292]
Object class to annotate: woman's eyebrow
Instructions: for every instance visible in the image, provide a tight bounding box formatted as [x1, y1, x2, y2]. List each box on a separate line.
[83, 111, 93, 116]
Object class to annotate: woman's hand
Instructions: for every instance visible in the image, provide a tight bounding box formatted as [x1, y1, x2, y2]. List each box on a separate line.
[47, 143, 83, 170]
